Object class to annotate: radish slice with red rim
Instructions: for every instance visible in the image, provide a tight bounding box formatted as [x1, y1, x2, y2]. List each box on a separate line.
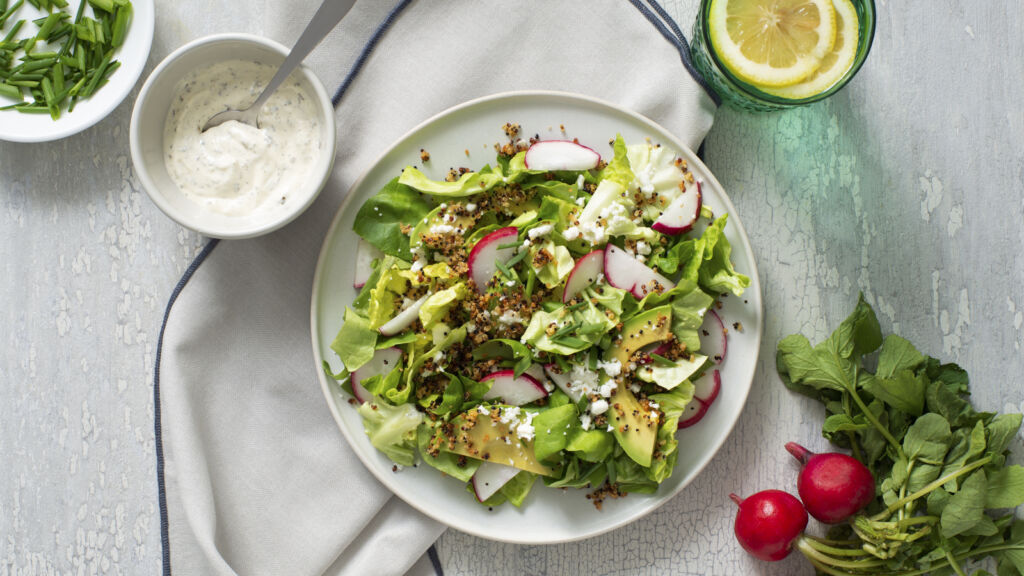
[524, 140, 601, 171]
[562, 250, 604, 303]
[700, 308, 727, 364]
[350, 347, 404, 404]
[603, 244, 675, 300]
[677, 400, 709, 429]
[468, 227, 518, 292]
[472, 461, 521, 502]
[354, 238, 381, 289]
[693, 369, 721, 405]
[378, 294, 428, 336]
[481, 369, 548, 406]
[652, 181, 702, 236]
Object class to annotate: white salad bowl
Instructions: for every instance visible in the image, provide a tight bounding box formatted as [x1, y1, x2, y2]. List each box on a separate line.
[129, 33, 336, 239]
[311, 91, 763, 543]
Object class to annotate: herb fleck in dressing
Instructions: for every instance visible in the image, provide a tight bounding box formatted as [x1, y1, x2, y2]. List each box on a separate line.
[163, 60, 323, 218]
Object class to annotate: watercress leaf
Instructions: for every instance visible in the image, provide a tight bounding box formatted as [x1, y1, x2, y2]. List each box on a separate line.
[985, 466, 1024, 509]
[904, 413, 952, 464]
[776, 334, 847, 393]
[987, 413, 1024, 456]
[431, 375, 463, 416]
[942, 421, 987, 491]
[828, 292, 883, 360]
[941, 469, 988, 538]
[376, 331, 418, 349]
[823, 413, 869, 436]
[859, 400, 892, 465]
[963, 515, 1001, 537]
[460, 375, 492, 410]
[353, 178, 432, 259]
[927, 379, 975, 429]
[877, 334, 926, 378]
[861, 370, 926, 416]
[926, 357, 970, 393]
[927, 487, 951, 516]
[998, 521, 1024, 575]
[532, 404, 577, 462]
[908, 462, 943, 495]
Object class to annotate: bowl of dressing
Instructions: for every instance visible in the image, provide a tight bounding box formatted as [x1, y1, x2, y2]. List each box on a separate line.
[129, 33, 336, 239]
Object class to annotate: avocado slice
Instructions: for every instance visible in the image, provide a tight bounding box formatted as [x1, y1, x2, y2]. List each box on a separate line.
[446, 409, 555, 476]
[609, 306, 673, 366]
[606, 306, 674, 467]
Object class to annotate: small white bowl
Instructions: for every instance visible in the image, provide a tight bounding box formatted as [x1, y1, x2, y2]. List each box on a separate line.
[129, 34, 336, 239]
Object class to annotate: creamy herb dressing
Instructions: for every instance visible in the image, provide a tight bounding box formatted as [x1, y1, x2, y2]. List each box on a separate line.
[163, 60, 323, 218]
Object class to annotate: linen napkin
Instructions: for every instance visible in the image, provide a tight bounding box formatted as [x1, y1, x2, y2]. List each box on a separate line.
[155, 1, 718, 575]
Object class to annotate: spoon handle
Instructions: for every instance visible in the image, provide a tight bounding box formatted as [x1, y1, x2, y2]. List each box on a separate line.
[252, 0, 357, 113]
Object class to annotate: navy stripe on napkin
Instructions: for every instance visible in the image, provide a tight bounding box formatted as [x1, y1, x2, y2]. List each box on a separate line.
[153, 2, 712, 574]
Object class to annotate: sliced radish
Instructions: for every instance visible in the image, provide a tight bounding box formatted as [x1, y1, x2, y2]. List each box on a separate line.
[543, 364, 587, 403]
[471, 461, 521, 502]
[378, 294, 428, 336]
[603, 244, 675, 300]
[693, 369, 721, 405]
[468, 227, 518, 292]
[562, 250, 604, 303]
[523, 364, 552, 391]
[678, 399, 709, 429]
[637, 342, 671, 364]
[700, 309, 727, 364]
[354, 238, 382, 289]
[350, 347, 404, 404]
[524, 140, 601, 171]
[652, 181, 702, 235]
[481, 369, 548, 405]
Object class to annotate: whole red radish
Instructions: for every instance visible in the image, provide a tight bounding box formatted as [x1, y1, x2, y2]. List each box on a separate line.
[730, 490, 808, 561]
[785, 442, 874, 524]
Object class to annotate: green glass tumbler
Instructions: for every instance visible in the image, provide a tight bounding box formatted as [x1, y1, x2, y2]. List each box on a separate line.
[690, 0, 877, 111]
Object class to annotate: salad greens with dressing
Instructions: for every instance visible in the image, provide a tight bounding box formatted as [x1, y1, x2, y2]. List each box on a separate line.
[326, 130, 750, 508]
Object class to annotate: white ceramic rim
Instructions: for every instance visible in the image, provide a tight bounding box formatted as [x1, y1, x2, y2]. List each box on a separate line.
[310, 90, 764, 544]
[128, 33, 337, 240]
[0, 0, 155, 143]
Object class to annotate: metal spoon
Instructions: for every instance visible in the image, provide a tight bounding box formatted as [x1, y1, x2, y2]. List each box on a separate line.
[202, 0, 356, 132]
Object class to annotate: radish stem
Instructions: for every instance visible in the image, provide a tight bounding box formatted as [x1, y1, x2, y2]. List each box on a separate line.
[871, 456, 992, 520]
[801, 537, 870, 557]
[944, 550, 967, 576]
[797, 538, 887, 570]
[847, 378, 904, 458]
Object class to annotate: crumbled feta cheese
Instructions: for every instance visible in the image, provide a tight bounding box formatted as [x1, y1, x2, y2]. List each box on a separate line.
[528, 224, 554, 240]
[429, 224, 456, 235]
[575, 174, 585, 189]
[568, 364, 600, 396]
[465, 202, 477, 212]
[607, 425, 615, 432]
[590, 399, 609, 415]
[477, 405, 490, 416]
[579, 220, 607, 245]
[562, 226, 581, 241]
[410, 259, 427, 272]
[575, 196, 586, 206]
[506, 280, 516, 287]
[596, 358, 621, 377]
[514, 410, 538, 441]
[499, 406, 521, 425]
[466, 322, 477, 333]
[598, 380, 617, 398]
[433, 351, 445, 363]
[439, 203, 447, 209]
[579, 413, 592, 431]
[636, 241, 651, 255]
[630, 383, 641, 393]
[497, 309, 523, 325]
[522, 239, 532, 248]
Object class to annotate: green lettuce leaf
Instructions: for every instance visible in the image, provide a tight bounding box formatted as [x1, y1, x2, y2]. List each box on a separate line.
[417, 425, 480, 482]
[532, 404, 578, 462]
[698, 214, 751, 296]
[531, 240, 575, 288]
[398, 165, 503, 197]
[353, 178, 432, 260]
[500, 470, 538, 507]
[419, 282, 467, 330]
[600, 135, 635, 188]
[357, 399, 423, 466]
[331, 308, 377, 372]
[565, 428, 614, 462]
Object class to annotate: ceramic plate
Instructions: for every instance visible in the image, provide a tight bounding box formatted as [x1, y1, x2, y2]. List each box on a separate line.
[311, 91, 763, 544]
[0, 0, 154, 143]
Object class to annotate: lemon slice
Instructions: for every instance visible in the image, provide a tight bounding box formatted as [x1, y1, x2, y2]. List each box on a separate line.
[762, 0, 860, 99]
[708, 0, 836, 88]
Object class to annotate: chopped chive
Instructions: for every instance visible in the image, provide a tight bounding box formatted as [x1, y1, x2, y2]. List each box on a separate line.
[7, 79, 38, 87]
[2, 18, 23, 42]
[649, 353, 676, 367]
[80, 48, 111, 97]
[52, 61, 63, 94]
[110, 3, 128, 47]
[15, 104, 50, 113]
[588, 348, 598, 370]
[551, 321, 579, 339]
[566, 300, 588, 312]
[523, 267, 536, 301]
[494, 259, 516, 284]
[0, 82, 21, 100]
[504, 248, 529, 269]
[552, 336, 588, 349]
[87, 0, 113, 12]
[34, 12, 61, 41]
[10, 72, 43, 80]
[24, 50, 57, 59]
[496, 242, 520, 250]
[20, 57, 55, 72]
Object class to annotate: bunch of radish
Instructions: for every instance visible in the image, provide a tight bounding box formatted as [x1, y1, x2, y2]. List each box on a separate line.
[730, 444, 875, 563]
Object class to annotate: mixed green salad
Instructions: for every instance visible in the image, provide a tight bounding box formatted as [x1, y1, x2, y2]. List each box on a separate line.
[326, 127, 751, 508]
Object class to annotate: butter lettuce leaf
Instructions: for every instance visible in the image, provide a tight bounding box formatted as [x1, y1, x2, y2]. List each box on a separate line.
[357, 399, 422, 466]
[331, 308, 377, 372]
[419, 282, 467, 330]
[399, 165, 503, 197]
[353, 178, 432, 260]
[698, 214, 750, 296]
[417, 425, 480, 482]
